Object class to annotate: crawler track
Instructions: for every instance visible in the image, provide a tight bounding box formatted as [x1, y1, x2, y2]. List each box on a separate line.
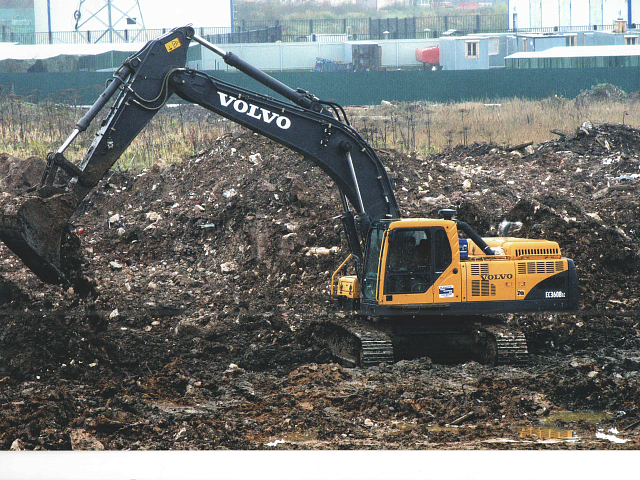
[313, 315, 529, 367]
[356, 331, 394, 367]
[493, 330, 529, 366]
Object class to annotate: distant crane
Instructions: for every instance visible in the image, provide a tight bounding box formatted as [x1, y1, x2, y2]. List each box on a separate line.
[73, 0, 146, 43]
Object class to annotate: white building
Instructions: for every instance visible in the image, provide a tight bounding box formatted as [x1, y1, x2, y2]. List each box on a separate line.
[33, 0, 232, 33]
[508, 0, 640, 30]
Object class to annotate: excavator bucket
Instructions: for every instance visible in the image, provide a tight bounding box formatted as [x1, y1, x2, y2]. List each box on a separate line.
[0, 189, 79, 284]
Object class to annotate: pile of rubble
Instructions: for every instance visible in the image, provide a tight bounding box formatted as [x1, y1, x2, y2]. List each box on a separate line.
[0, 123, 639, 450]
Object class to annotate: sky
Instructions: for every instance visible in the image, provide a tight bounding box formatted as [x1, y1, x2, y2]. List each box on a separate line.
[34, 0, 232, 33]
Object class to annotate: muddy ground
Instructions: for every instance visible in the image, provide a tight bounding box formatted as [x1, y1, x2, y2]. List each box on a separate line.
[0, 120, 639, 451]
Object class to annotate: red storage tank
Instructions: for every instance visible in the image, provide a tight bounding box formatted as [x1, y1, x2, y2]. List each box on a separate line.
[415, 46, 440, 66]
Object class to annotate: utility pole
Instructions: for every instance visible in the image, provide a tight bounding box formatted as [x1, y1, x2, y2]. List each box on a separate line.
[73, 0, 146, 43]
[47, 0, 52, 44]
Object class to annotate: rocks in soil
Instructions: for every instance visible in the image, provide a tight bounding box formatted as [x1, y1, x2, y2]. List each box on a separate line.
[0, 124, 639, 450]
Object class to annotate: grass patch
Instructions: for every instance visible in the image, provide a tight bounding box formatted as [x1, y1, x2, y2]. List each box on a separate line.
[1, 88, 638, 170]
[348, 94, 640, 154]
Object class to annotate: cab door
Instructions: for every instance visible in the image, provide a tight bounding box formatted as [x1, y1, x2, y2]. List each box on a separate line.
[381, 228, 434, 304]
[431, 225, 461, 304]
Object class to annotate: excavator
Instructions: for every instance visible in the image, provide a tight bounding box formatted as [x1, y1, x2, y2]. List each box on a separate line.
[0, 26, 579, 366]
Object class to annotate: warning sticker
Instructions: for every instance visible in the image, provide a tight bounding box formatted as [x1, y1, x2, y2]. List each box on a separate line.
[165, 37, 182, 53]
[439, 285, 454, 298]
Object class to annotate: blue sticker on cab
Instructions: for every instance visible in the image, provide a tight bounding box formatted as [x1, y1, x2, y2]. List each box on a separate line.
[439, 285, 454, 298]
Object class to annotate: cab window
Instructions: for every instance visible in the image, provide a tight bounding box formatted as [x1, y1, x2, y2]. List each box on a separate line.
[384, 229, 431, 295]
[362, 226, 384, 300]
[434, 227, 452, 273]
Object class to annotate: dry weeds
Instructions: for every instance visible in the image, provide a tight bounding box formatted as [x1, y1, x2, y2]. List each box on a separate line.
[1, 84, 638, 165]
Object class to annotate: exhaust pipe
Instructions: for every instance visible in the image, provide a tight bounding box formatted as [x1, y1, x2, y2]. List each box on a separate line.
[438, 209, 494, 256]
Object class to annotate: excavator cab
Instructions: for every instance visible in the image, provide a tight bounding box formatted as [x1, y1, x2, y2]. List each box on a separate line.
[382, 226, 449, 296]
[356, 219, 458, 310]
[336, 213, 578, 320]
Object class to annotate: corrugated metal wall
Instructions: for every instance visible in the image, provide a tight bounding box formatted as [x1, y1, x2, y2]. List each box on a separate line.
[199, 39, 439, 72]
[1, 67, 640, 106]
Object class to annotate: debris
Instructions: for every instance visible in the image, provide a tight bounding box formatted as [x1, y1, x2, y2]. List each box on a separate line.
[70, 429, 105, 451]
[108, 213, 121, 227]
[266, 439, 286, 447]
[595, 428, 629, 444]
[450, 411, 474, 426]
[10, 439, 24, 451]
[306, 246, 339, 256]
[1, 122, 640, 450]
[220, 261, 237, 273]
[420, 193, 450, 206]
[145, 212, 162, 222]
[506, 141, 533, 152]
[223, 188, 237, 199]
[550, 129, 566, 137]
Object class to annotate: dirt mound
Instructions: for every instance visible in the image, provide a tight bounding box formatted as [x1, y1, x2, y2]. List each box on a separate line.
[1, 125, 640, 450]
[576, 83, 628, 102]
[0, 154, 43, 194]
[540, 122, 640, 157]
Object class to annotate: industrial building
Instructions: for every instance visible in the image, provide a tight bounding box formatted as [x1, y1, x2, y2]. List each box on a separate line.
[3, 1, 640, 73]
[508, 0, 640, 30]
[505, 44, 640, 68]
[436, 18, 640, 69]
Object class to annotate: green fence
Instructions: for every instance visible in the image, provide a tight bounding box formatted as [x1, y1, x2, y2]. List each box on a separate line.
[2, 67, 640, 106]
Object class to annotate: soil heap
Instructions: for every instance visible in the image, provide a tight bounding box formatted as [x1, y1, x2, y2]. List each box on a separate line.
[0, 123, 639, 450]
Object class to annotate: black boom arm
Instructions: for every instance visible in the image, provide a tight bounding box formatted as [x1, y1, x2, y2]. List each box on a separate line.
[46, 25, 399, 264]
[171, 69, 399, 225]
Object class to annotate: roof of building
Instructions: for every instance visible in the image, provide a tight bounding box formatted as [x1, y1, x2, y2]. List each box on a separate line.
[0, 42, 147, 61]
[506, 44, 640, 59]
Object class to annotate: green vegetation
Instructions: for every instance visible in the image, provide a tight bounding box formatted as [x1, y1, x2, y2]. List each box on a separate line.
[0, 92, 235, 168]
[1, 86, 638, 168]
[347, 93, 640, 153]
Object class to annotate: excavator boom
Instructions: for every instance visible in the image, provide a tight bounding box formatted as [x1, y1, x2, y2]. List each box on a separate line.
[0, 25, 398, 284]
[0, 26, 579, 368]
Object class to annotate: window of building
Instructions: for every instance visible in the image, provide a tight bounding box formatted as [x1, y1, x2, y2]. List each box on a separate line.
[566, 35, 577, 46]
[625, 36, 638, 45]
[488, 37, 499, 55]
[465, 41, 479, 58]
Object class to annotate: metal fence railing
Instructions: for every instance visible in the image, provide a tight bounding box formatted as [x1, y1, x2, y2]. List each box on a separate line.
[513, 24, 615, 34]
[235, 15, 508, 41]
[0, 25, 232, 45]
[0, 15, 621, 46]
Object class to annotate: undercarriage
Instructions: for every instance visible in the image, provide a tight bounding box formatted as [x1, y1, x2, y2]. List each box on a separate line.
[312, 314, 529, 367]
